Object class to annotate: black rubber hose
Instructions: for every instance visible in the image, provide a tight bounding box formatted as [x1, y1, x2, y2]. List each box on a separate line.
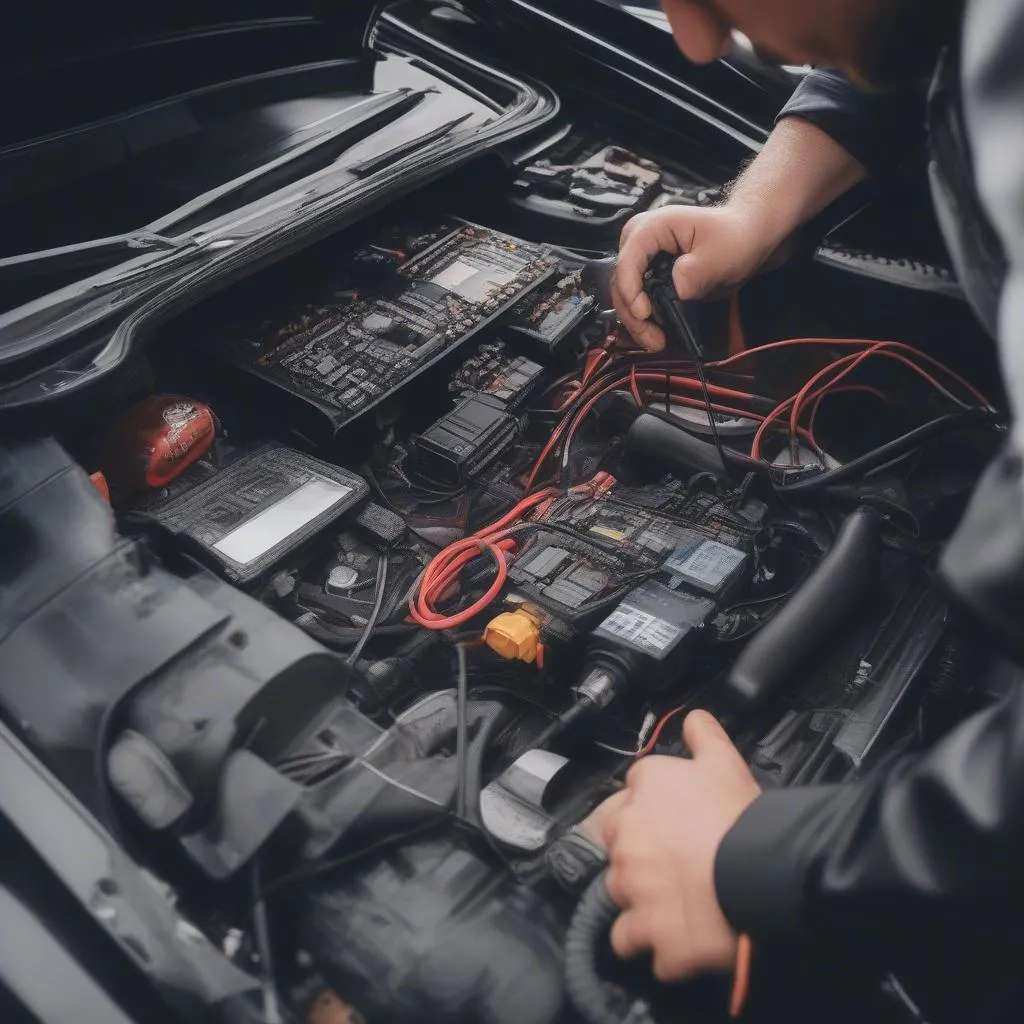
[626, 411, 728, 479]
[565, 872, 656, 1024]
[726, 505, 883, 709]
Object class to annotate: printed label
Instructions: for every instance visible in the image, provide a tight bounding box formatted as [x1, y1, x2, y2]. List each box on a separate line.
[589, 525, 627, 541]
[666, 540, 745, 588]
[598, 604, 682, 653]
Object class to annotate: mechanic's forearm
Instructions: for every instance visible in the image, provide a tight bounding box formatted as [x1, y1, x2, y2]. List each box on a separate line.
[724, 117, 868, 255]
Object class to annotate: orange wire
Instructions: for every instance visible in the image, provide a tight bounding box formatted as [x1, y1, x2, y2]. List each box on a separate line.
[730, 934, 753, 1018]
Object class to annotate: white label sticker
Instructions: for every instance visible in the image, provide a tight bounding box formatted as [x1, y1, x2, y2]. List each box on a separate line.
[213, 477, 352, 565]
[598, 605, 682, 653]
[667, 540, 745, 588]
[430, 259, 478, 291]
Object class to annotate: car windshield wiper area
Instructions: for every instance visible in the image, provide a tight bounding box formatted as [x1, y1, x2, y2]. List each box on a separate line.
[0, 89, 426, 290]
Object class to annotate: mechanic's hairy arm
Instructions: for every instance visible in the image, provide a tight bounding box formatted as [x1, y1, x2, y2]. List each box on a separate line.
[613, 116, 868, 350]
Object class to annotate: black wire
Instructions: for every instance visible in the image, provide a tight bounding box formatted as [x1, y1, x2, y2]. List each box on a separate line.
[251, 858, 283, 1023]
[455, 643, 470, 822]
[413, 490, 468, 507]
[345, 549, 391, 667]
[690, 354, 729, 471]
[774, 411, 1004, 495]
[361, 464, 437, 545]
[297, 615, 418, 650]
[259, 818, 446, 902]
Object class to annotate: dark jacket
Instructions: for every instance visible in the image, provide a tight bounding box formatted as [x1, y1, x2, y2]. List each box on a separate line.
[714, 2, 1024, 1019]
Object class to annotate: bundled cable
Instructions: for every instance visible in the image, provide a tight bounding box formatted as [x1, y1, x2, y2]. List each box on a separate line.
[525, 336, 998, 493]
[410, 488, 559, 630]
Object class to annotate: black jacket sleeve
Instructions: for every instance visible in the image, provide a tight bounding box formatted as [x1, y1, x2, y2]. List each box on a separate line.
[717, 9, 1024, 1016]
[716, 657, 1024, 1020]
[778, 69, 926, 176]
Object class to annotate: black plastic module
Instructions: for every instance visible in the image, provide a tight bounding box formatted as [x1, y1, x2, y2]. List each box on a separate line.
[413, 394, 518, 485]
[590, 580, 717, 691]
[506, 526, 656, 627]
[143, 444, 369, 585]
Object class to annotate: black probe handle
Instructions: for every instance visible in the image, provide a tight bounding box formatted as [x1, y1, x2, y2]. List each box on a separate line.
[644, 252, 704, 359]
[726, 506, 883, 709]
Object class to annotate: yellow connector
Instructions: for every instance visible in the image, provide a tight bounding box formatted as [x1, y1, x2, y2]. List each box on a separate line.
[484, 608, 543, 664]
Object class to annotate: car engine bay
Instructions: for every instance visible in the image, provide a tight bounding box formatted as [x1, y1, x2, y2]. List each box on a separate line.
[0, 104, 1009, 1024]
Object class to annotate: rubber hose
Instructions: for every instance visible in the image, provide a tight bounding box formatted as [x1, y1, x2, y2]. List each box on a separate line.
[626, 412, 728, 479]
[564, 872, 656, 1024]
[726, 505, 882, 708]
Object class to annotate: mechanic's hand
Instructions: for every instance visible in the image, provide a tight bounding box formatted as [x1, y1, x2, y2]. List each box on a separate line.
[612, 205, 778, 351]
[599, 710, 762, 981]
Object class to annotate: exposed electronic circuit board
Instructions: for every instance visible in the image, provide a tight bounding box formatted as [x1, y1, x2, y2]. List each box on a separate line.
[215, 222, 557, 431]
[449, 340, 546, 410]
[506, 265, 595, 351]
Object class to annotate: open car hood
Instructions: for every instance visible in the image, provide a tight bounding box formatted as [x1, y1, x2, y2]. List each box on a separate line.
[1, 1, 377, 148]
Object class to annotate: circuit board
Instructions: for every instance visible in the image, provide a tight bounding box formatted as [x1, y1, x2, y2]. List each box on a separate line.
[216, 223, 557, 430]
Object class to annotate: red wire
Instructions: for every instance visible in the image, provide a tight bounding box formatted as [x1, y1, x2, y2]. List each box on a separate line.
[637, 705, 688, 757]
[788, 346, 974, 441]
[529, 337, 992, 486]
[549, 371, 816, 480]
[630, 365, 644, 407]
[709, 337, 992, 409]
[787, 345, 886, 443]
[410, 489, 559, 630]
[751, 342, 988, 462]
[582, 348, 609, 384]
[410, 537, 515, 629]
[807, 384, 890, 447]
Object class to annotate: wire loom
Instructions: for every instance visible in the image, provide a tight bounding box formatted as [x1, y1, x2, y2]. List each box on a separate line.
[525, 336, 997, 492]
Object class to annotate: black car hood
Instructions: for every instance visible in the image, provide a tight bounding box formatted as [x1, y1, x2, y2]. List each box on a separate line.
[1, 1, 376, 147]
